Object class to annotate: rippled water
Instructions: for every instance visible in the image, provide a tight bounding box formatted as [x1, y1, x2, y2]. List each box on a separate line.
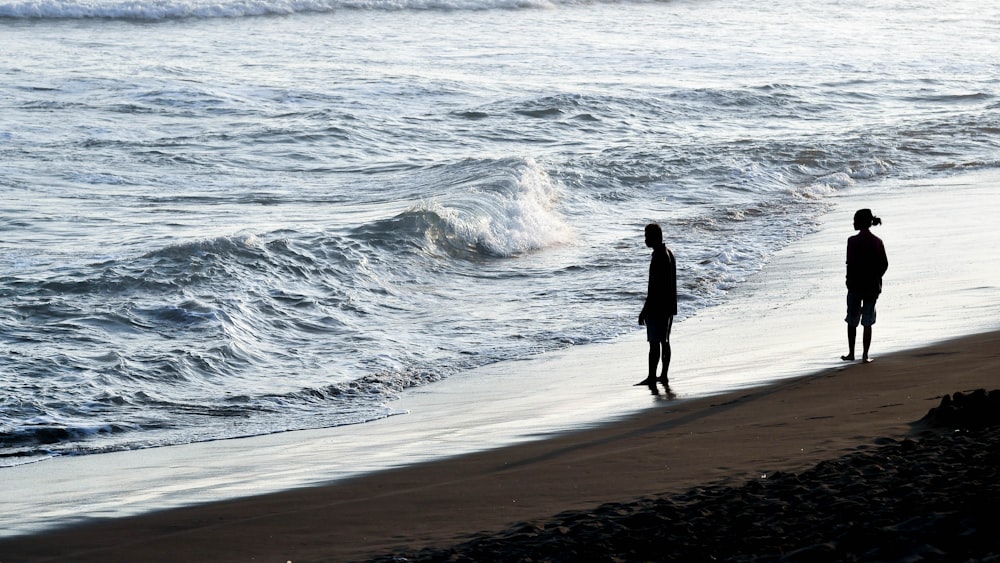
[1, 0, 998, 464]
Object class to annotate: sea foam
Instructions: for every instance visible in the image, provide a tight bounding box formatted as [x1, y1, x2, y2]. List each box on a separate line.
[0, 0, 604, 19]
[417, 158, 572, 258]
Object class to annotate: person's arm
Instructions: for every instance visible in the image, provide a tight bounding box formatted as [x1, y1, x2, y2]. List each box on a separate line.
[845, 238, 854, 288]
[639, 253, 657, 325]
[669, 249, 678, 316]
[639, 274, 651, 325]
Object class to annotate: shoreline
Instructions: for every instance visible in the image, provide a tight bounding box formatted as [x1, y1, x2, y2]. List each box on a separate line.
[3, 329, 999, 561]
[2, 169, 999, 559]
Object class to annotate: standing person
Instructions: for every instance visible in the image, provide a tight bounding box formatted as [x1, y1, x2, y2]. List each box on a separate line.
[842, 208, 888, 363]
[637, 223, 677, 392]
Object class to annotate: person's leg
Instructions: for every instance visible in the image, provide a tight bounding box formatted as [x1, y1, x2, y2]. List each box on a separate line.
[862, 325, 873, 362]
[648, 341, 661, 380]
[844, 325, 857, 361]
[636, 319, 664, 386]
[659, 316, 673, 382]
[843, 293, 860, 361]
[660, 342, 671, 379]
[860, 296, 877, 363]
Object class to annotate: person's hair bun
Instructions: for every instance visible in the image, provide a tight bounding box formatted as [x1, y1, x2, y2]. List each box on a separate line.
[871, 216, 882, 226]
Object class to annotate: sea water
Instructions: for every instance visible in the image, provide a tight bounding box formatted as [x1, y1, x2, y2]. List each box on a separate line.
[2, 0, 999, 466]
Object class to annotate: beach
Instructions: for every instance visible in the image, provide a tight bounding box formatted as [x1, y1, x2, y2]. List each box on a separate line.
[2, 171, 1000, 561]
[2, 330, 998, 562]
[3, 0, 999, 559]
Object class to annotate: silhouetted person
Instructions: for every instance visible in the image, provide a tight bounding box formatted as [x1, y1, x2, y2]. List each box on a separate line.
[637, 223, 677, 393]
[842, 208, 888, 363]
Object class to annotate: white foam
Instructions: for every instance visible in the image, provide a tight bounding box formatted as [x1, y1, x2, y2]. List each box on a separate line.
[0, 0, 601, 19]
[426, 158, 572, 257]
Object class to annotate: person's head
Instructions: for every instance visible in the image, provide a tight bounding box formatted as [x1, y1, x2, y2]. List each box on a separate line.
[853, 209, 882, 231]
[644, 223, 663, 248]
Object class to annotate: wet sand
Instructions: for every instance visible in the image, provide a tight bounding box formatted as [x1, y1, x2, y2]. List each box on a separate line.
[2, 329, 999, 562]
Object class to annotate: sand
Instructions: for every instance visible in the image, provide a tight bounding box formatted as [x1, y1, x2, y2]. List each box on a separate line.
[369, 409, 1000, 562]
[2, 329, 999, 562]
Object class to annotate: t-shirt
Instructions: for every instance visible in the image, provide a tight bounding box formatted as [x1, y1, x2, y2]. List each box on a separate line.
[643, 243, 677, 319]
[846, 230, 888, 297]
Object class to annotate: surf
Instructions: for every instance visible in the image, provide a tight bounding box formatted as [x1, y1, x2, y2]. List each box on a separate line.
[0, 0, 634, 19]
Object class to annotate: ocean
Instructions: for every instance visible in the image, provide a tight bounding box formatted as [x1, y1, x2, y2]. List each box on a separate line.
[2, 0, 999, 469]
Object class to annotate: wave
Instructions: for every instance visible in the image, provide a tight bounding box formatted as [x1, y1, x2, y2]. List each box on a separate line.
[355, 158, 572, 259]
[0, 365, 418, 466]
[0, 0, 630, 19]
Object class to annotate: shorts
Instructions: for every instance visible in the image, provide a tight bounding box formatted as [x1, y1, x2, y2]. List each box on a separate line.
[646, 316, 674, 343]
[845, 292, 877, 328]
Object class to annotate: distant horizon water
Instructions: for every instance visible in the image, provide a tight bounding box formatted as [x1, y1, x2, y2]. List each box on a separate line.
[2, 0, 999, 466]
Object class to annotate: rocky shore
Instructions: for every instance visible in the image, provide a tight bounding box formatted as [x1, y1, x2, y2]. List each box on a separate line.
[371, 390, 1000, 562]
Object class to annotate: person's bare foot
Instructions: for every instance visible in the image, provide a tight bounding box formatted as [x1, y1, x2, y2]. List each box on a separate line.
[634, 378, 657, 387]
[841, 354, 855, 361]
[862, 357, 873, 363]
